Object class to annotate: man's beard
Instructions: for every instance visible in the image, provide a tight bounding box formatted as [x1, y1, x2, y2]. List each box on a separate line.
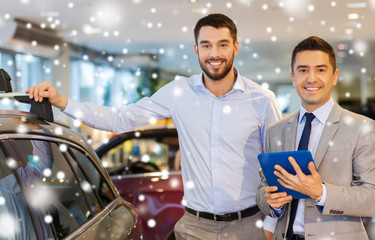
[198, 53, 234, 81]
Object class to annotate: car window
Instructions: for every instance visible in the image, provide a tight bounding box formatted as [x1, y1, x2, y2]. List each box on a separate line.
[8, 139, 94, 239]
[0, 146, 39, 240]
[69, 147, 115, 206]
[62, 144, 102, 215]
[101, 137, 179, 175]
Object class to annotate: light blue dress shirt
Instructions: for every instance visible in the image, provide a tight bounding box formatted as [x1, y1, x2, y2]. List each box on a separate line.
[64, 68, 281, 214]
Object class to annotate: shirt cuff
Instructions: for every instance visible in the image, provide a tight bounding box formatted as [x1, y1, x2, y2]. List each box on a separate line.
[314, 183, 327, 207]
[271, 206, 284, 218]
[263, 215, 277, 233]
[62, 98, 74, 114]
[314, 183, 327, 213]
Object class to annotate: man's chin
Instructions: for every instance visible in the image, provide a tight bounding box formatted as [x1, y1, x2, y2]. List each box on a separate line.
[205, 69, 229, 81]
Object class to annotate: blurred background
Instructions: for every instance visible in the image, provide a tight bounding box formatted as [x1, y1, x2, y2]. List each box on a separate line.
[0, 0, 374, 145]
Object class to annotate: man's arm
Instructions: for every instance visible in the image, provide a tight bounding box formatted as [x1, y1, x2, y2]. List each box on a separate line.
[322, 118, 375, 217]
[26, 80, 174, 133]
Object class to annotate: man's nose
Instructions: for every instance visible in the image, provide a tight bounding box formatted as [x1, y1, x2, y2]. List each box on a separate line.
[307, 70, 317, 82]
[210, 45, 220, 58]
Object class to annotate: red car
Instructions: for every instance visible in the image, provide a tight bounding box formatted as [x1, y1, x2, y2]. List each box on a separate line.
[95, 127, 184, 240]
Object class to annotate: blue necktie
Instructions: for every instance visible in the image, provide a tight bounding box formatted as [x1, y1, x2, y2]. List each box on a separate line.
[286, 112, 315, 240]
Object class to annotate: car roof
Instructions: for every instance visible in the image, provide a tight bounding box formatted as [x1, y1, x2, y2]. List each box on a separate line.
[95, 127, 178, 158]
[0, 109, 95, 156]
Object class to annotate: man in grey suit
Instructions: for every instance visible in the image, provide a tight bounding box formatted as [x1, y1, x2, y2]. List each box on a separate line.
[257, 36, 375, 240]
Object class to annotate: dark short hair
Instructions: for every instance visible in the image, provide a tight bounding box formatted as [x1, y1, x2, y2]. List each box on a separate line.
[194, 13, 237, 44]
[291, 36, 337, 72]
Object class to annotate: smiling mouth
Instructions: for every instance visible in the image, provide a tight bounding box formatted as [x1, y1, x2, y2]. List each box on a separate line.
[305, 87, 320, 91]
[207, 59, 225, 66]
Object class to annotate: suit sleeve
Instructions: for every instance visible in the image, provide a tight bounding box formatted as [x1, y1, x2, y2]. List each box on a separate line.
[256, 125, 286, 218]
[323, 118, 375, 217]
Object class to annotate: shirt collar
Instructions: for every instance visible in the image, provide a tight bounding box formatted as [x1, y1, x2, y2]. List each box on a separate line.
[191, 67, 245, 93]
[298, 97, 334, 125]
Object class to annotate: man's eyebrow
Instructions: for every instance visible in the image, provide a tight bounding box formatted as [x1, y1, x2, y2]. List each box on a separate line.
[296, 65, 308, 69]
[296, 64, 328, 69]
[199, 39, 231, 45]
[199, 40, 210, 45]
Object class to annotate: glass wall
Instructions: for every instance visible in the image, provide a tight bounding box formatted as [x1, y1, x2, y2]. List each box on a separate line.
[0, 51, 51, 111]
[70, 59, 147, 108]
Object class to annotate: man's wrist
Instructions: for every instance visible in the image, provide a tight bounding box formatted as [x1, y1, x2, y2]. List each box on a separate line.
[313, 194, 322, 203]
[313, 183, 325, 203]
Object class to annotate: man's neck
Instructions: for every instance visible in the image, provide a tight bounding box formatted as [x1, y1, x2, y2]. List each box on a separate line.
[203, 72, 237, 98]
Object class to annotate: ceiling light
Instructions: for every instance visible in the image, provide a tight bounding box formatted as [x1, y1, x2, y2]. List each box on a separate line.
[83, 25, 103, 34]
[347, 2, 367, 8]
[40, 12, 59, 17]
[345, 28, 354, 35]
[347, 13, 359, 19]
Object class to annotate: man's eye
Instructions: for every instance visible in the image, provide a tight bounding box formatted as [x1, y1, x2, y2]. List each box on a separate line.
[201, 45, 210, 49]
[317, 69, 326, 72]
[220, 44, 228, 47]
[299, 69, 307, 73]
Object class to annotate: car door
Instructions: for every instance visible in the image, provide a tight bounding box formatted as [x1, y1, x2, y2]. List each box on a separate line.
[66, 147, 138, 240]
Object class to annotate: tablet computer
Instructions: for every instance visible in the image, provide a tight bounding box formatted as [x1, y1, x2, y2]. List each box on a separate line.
[257, 150, 315, 199]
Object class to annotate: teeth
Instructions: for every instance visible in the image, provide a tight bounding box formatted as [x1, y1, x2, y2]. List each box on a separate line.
[306, 87, 319, 90]
[209, 62, 221, 66]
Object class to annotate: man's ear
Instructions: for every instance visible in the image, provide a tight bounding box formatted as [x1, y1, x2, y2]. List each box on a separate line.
[291, 71, 296, 87]
[194, 43, 199, 58]
[234, 41, 239, 56]
[332, 68, 339, 86]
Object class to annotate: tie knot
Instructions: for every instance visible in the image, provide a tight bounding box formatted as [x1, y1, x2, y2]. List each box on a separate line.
[304, 112, 315, 123]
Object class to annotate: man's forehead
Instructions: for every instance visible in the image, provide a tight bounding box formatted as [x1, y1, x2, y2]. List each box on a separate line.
[198, 26, 232, 42]
[296, 50, 329, 59]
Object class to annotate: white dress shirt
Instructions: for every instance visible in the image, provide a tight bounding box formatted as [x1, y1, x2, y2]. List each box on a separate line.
[63, 68, 281, 214]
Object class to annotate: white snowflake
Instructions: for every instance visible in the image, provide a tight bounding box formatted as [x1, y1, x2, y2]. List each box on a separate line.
[59, 144, 68, 152]
[222, 105, 232, 114]
[186, 181, 195, 189]
[147, 219, 156, 228]
[81, 181, 92, 192]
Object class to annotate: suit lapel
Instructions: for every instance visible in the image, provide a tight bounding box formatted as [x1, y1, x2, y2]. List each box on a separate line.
[284, 112, 299, 151]
[314, 103, 343, 169]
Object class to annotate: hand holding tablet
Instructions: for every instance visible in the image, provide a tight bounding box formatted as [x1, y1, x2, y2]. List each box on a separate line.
[258, 150, 315, 199]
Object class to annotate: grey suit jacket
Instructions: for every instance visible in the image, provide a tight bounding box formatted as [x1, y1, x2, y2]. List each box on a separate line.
[256, 103, 375, 240]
